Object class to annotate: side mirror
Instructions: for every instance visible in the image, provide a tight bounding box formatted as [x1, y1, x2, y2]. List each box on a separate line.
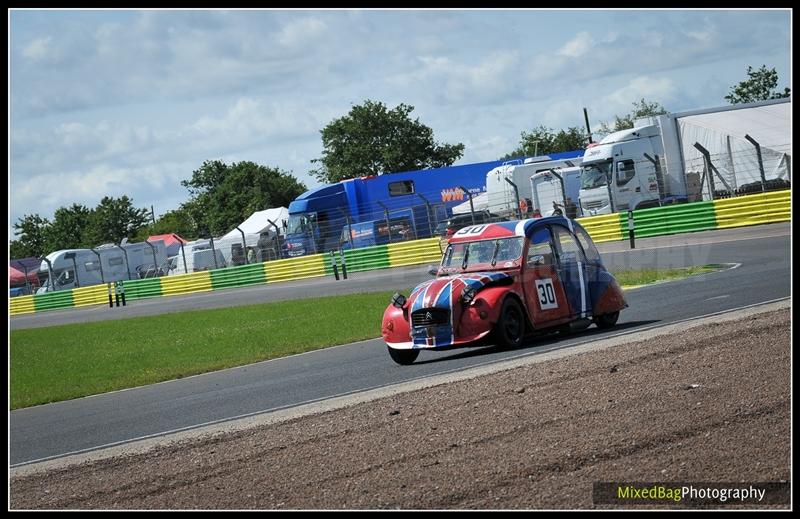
[427, 265, 439, 276]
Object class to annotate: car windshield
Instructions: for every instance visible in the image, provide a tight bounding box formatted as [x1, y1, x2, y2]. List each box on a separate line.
[581, 160, 612, 190]
[441, 237, 524, 272]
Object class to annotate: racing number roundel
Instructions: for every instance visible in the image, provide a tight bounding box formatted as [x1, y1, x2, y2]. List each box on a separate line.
[535, 278, 559, 310]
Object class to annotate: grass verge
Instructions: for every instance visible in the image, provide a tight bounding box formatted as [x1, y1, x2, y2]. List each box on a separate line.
[611, 264, 723, 288]
[10, 265, 725, 409]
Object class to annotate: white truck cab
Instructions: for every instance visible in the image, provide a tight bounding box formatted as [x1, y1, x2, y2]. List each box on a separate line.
[579, 125, 664, 215]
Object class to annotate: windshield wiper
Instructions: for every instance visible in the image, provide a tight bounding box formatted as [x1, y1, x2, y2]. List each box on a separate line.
[490, 240, 501, 266]
[461, 246, 470, 270]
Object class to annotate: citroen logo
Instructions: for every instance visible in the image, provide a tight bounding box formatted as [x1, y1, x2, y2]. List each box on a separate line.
[425, 312, 434, 321]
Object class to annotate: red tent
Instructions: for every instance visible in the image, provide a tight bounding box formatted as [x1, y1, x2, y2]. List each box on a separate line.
[9, 264, 40, 287]
[148, 234, 188, 257]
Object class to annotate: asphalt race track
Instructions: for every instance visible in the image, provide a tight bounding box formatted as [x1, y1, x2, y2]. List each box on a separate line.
[9, 223, 791, 466]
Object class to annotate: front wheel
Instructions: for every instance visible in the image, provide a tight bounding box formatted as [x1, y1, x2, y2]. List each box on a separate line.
[387, 346, 420, 365]
[595, 311, 620, 329]
[495, 298, 525, 349]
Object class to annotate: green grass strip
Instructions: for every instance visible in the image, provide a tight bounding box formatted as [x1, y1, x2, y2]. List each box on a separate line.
[10, 290, 405, 409]
[611, 265, 722, 287]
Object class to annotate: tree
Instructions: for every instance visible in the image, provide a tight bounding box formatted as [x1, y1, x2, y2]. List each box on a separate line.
[84, 196, 151, 246]
[45, 204, 93, 252]
[725, 65, 790, 104]
[596, 98, 669, 138]
[10, 214, 51, 258]
[500, 126, 588, 161]
[133, 208, 200, 243]
[311, 100, 465, 184]
[181, 160, 306, 237]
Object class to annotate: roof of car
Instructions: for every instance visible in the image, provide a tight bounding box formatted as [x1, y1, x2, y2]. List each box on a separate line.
[447, 216, 581, 243]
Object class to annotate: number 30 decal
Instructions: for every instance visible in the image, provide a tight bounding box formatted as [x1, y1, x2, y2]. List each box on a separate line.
[454, 225, 486, 236]
[535, 278, 559, 310]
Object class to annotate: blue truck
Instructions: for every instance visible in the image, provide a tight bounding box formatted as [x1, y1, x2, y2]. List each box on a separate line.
[285, 160, 507, 256]
[284, 153, 584, 256]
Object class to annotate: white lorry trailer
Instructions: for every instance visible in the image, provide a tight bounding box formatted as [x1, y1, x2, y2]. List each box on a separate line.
[579, 98, 791, 215]
[485, 155, 583, 218]
[37, 240, 168, 293]
[530, 166, 582, 217]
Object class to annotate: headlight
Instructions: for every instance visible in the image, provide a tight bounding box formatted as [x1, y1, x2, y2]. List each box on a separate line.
[462, 285, 476, 304]
[391, 292, 407, 308]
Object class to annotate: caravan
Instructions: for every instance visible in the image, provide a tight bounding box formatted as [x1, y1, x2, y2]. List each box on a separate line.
[37, 240, 168, 293]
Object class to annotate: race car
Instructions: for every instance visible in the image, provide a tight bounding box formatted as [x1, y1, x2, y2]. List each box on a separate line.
[381, 216, 627, 364]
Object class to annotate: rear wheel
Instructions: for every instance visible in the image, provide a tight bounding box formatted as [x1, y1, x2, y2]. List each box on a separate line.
[496, 298, 525, 349]
[387, 346, 420, 365]
[595, 311, 620, 329]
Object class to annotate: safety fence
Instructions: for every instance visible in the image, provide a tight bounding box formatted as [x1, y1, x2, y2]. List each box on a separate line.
[10, 190, 788, 316]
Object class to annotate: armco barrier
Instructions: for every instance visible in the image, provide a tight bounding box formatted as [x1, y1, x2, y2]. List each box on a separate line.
[342, 244, 390, 273]
[71, 284, 111, 308]
[575, 213, 623, 243]
[620, 201, 718, 238]
[161, 270, 213, 296]
[10, 190, 788, 316]
[9, 294, 35, 315]
[713, 190, 791, 229]
[387, 238, 443, 268]
[264, 254, 328, 283]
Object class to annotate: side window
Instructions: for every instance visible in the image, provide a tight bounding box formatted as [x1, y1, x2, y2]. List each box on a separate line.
[616, 159, 636, 186]
[573, 225, 601, 263]
[388, 180, 415, 196]
[552, 225, 585, 265]
[526, 227, 554, 267]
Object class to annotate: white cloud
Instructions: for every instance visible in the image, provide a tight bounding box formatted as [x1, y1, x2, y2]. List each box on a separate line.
[277, 17, 327, 48]
[600, 76, 678, 119]
[21, 36, 52, 61]
[558, 31, 594, 58]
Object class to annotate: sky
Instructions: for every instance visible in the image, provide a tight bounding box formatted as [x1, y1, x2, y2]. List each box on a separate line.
[8, 9, 792, 240]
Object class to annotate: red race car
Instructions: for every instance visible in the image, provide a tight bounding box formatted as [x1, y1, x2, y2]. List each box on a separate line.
[381, 216, 627, 364]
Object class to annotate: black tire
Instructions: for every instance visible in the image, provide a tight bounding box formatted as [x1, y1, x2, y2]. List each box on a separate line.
[595, 311, 620, 329]
[387, 346, 420, 365]
[495, 298, 525, 349]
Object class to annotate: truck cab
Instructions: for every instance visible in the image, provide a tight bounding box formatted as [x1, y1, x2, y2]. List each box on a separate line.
[579, 126, 665, 215]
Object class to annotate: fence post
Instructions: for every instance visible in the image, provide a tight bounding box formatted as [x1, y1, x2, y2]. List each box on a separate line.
[459, 186, 475, 224]
[208, 236, 219, 269]
[64, 251, 80, 288]
[642, 153, 665, 204]
[144, 240, 159, 277]
[743, 134, 767, 192]
[89, 248, 106, 284]
[378, 201, 392, 243]
[417, 193, 434, 238]
[236, 227, 248, 264]
[40, 256, 55, 292]
[504, 178, 522, 219]
[116, 244, 133, 280]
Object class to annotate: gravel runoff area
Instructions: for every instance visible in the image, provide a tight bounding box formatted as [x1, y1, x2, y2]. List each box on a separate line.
[10, 303, 790, 510]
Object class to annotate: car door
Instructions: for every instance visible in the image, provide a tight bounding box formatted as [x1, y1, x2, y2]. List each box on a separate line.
[522, 226, 572, 327]
[551, 224, 592, 319]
